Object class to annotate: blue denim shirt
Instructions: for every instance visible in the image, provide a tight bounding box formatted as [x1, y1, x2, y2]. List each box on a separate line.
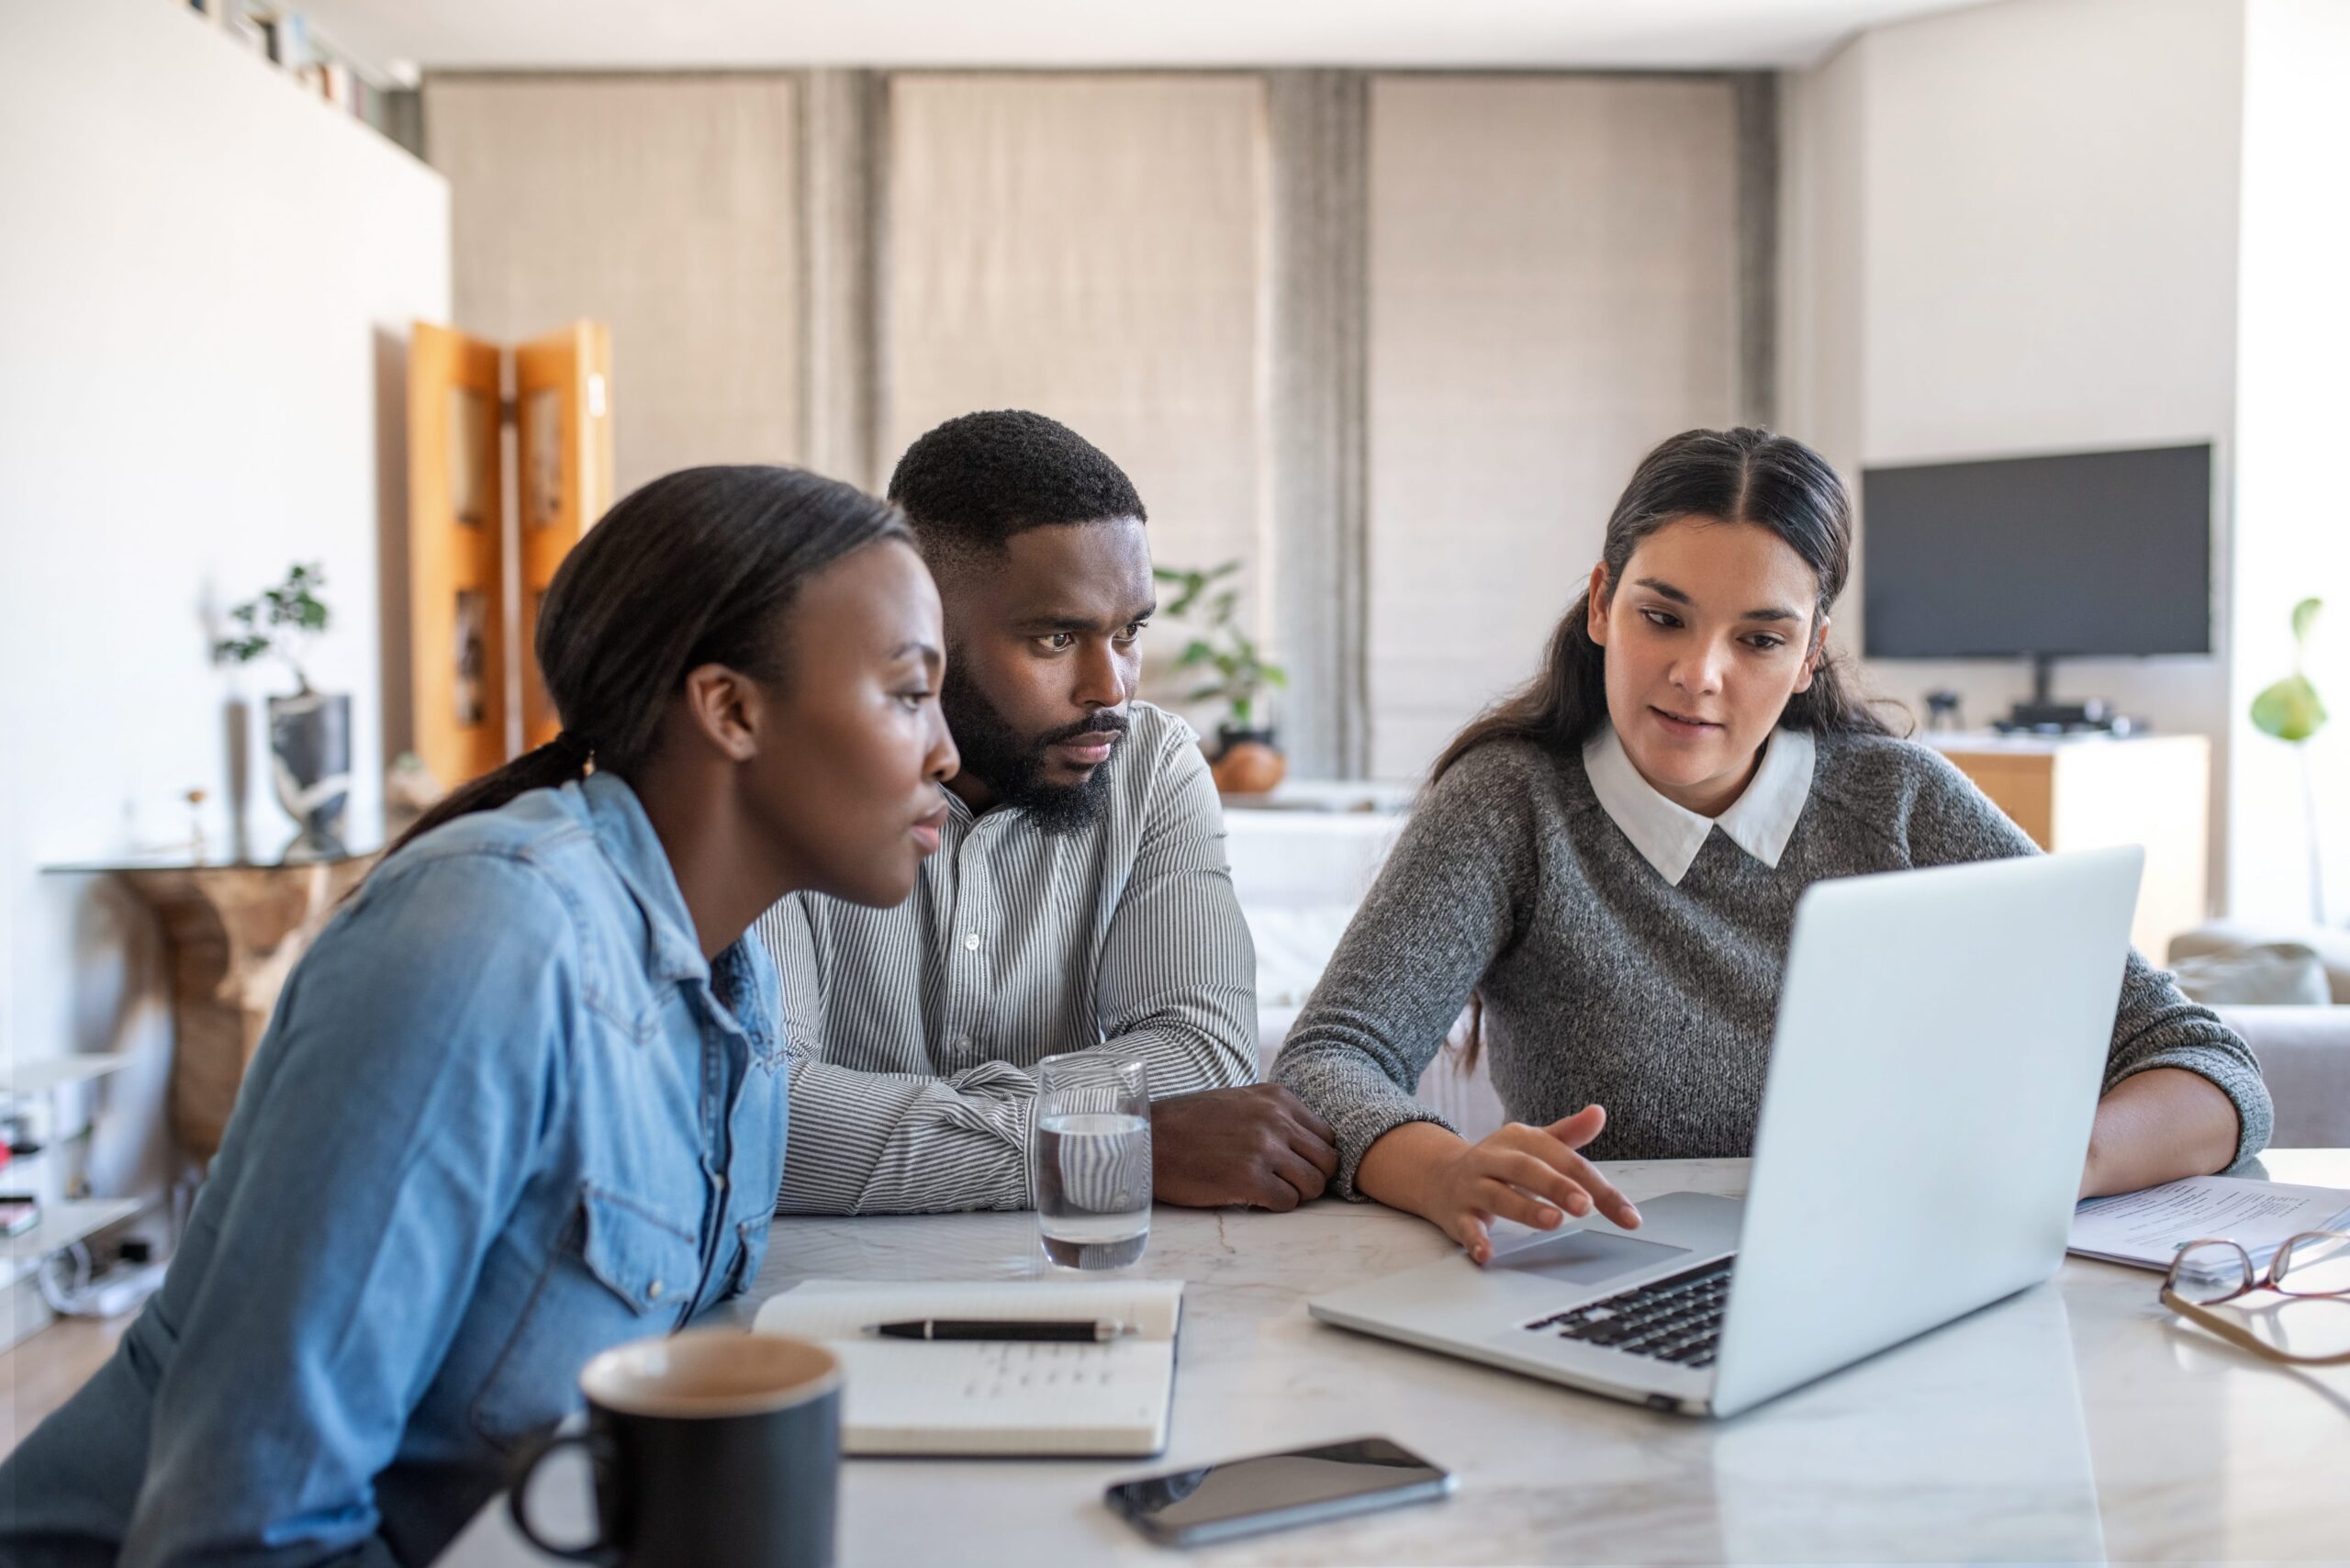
[0, 773, 788, 1567]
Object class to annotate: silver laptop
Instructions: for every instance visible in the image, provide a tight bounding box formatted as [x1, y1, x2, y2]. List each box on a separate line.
[1309, 846, 2143, 1418]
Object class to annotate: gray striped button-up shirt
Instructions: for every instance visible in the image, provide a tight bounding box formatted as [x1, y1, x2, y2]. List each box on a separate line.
[755, 701, 1259, 1214]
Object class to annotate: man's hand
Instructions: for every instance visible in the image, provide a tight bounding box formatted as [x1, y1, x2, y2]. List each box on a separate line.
[1149, 1084, 1339, 1211]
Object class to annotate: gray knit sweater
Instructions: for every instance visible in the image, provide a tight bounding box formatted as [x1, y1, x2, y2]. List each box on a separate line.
[1271, 731, 2273, 1197]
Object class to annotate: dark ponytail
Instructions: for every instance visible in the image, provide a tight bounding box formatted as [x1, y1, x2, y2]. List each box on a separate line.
[1432, 427, 1897, 786]
[387, 465, 909, 857]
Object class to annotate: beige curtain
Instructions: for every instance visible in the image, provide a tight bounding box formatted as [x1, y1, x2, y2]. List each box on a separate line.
[1366, 75, 1740, 778]
[885, 73, 1272, 713]
[426, 75, 803, 499]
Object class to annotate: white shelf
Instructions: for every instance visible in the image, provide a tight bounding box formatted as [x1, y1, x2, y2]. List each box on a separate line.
[0, 1054, 132, 1099]
[1223, 778, 1416, 815]
[0, 1198, 143, 1261]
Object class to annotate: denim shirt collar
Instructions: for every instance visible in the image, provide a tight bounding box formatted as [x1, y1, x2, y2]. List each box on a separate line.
[577, 775, 775, 1058]
[579, 771, 711, 988]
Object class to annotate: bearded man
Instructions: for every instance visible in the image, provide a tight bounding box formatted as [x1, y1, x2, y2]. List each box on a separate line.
[759, 410, 1337, 1215]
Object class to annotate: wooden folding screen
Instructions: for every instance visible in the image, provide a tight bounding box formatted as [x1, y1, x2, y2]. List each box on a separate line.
[514, 321, 614, 749]
[407, 322, 509, 790]
[408, 319, 613, 790]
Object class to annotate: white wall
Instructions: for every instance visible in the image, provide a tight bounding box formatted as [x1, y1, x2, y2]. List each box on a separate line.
[2230, 0, 2350, 924]
[0, 0, 449, 1195]
[1781, 0, 2247, 908]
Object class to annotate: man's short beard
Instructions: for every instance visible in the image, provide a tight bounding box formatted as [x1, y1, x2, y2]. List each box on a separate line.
[940, 661, 1125, 836]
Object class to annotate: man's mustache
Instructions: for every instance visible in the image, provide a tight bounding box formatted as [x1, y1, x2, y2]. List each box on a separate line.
[1035, 711, 1130, 746]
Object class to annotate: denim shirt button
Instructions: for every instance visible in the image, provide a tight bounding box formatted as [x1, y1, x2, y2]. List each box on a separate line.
[646, 1279, 665, 1300]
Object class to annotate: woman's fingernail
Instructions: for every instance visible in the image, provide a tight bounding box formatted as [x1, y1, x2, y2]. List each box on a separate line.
[1539, 1207, 1561, 1227]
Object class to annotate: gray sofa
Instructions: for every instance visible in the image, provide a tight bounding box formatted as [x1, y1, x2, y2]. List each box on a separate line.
[2174, 920, 2350, 1148]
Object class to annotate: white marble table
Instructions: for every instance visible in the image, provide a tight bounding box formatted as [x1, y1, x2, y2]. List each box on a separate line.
[446, 1152, 2350, 1565]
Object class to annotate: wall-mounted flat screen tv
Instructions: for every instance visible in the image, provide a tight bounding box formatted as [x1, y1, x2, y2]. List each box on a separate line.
[1861, 442, 2212, 660]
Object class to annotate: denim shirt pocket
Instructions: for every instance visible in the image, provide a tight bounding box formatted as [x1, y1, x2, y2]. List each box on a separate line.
[578, 1186, 701, 1309]
[468, 1183, 702, 1451]
[722, 1215, 769, 1301]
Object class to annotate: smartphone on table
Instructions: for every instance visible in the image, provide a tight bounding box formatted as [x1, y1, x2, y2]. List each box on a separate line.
[1103, 1435, 1453, 1547]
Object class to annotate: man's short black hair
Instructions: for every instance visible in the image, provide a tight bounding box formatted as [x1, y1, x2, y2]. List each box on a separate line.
[885, 409, 1146, 564]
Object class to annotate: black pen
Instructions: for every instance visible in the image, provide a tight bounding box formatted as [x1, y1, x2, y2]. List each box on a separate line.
[864, 1318, 1136, 1342]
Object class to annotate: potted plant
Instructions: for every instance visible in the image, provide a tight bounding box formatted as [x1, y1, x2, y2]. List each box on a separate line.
[2249, 597, 2330, 923]
[212, 563, 352, 861]
[1154, 560, 1290, 794]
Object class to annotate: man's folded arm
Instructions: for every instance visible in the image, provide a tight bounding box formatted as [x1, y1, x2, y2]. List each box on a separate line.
[761, 896, 1031, 1215]
[777, 1055, 1039, 1215]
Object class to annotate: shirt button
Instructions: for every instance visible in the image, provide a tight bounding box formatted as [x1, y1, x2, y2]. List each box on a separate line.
[963, 932, 981, 951]
[647, 1279, 666, 1300]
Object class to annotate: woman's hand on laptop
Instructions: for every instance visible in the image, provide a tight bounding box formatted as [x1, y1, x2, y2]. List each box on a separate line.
[1357, 1106, 1641, 1265]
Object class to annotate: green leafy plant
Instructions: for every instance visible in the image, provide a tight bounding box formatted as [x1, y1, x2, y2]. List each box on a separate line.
[2249, 597, 2329, 923]
[212, 563, 330, 694]
[1153, 561, 1287, 733]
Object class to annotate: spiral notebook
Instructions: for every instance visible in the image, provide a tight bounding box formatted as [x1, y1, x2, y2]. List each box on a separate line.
[752, 1278, 1184, 1457]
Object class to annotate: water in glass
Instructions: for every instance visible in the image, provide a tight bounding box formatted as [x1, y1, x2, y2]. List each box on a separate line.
[1034, 1055, 1151, 1270]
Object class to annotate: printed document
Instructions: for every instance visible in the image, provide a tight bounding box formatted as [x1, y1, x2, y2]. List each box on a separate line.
[2070, 1175, 2350, 1276]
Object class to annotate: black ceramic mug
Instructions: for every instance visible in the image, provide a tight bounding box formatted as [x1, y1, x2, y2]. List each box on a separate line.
[509, 1329, 842, 1568]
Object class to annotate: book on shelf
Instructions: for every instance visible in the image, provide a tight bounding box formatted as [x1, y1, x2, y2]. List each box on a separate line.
[195, 3, 406, 143]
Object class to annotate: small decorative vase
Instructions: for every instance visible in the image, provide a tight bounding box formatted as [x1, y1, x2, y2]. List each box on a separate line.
[268, 689, 352, 862]
[1210, 724, 1287, 795]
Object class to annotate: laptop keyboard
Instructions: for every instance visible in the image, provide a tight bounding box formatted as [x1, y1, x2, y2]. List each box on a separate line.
[1522, 1258, 1732, 1368]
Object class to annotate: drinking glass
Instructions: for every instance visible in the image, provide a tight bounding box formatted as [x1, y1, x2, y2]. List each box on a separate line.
[1033, 1053, 1152, 1270]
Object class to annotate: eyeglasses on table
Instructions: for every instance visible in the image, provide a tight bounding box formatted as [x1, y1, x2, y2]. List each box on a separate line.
[2160, 1229, 2350, 1366]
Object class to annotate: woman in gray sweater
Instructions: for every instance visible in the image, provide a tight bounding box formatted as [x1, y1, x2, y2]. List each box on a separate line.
[1271, 428, 2270, 1263]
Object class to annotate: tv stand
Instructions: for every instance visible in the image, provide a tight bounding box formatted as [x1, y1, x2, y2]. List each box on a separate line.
[2003, 652, 2121, 732]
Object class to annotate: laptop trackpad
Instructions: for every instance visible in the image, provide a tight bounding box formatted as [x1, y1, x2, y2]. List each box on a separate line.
[1490, 1228, 1691, 1285]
